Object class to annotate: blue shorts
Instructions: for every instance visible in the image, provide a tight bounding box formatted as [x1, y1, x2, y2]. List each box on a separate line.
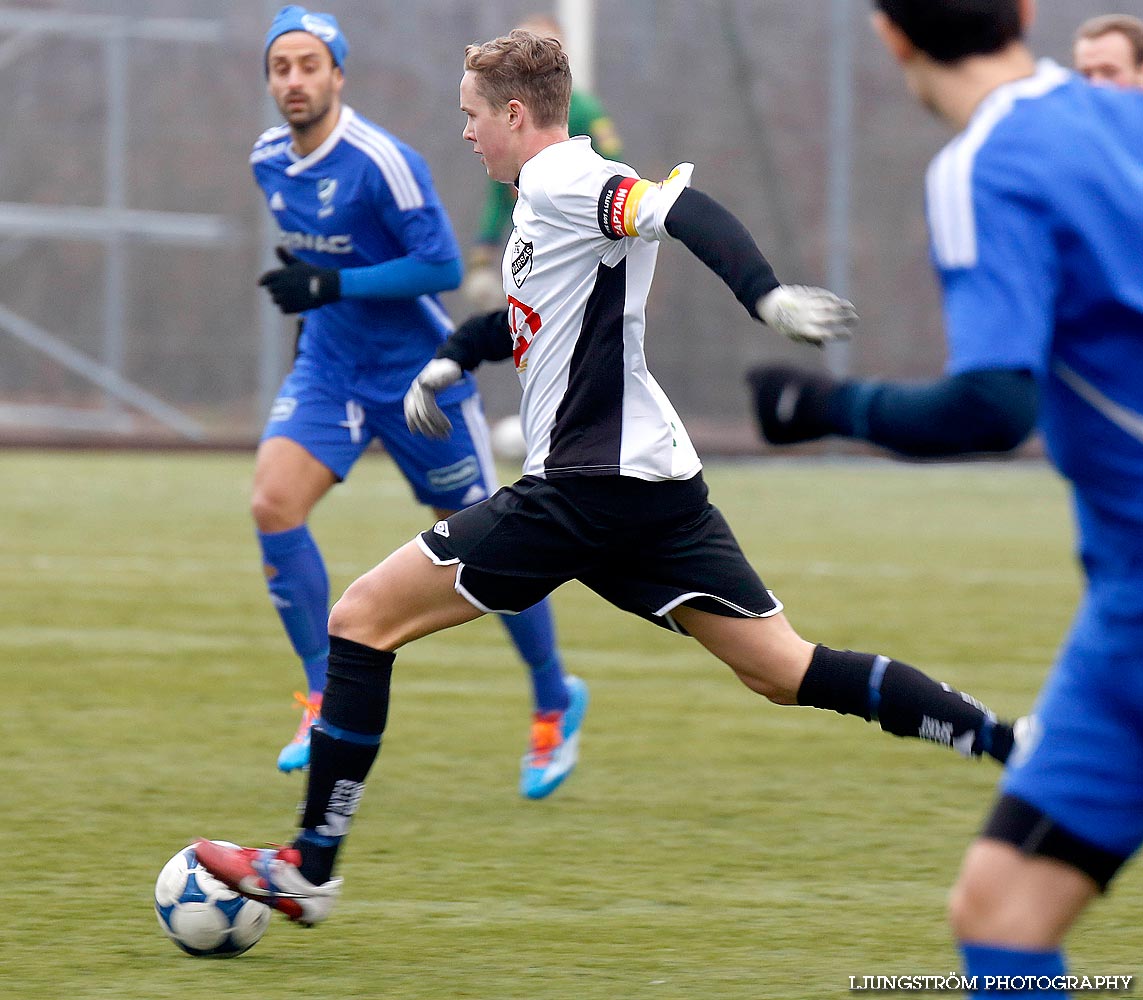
[261, 369, 498, 511]
[1001, 585, 1143, 858]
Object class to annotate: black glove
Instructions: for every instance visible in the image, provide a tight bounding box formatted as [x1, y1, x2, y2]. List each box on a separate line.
[746, 364, 838, 445]
[258, 247, 341, 314]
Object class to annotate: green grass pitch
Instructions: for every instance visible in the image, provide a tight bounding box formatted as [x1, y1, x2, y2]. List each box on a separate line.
[3, 450, 1139, 998]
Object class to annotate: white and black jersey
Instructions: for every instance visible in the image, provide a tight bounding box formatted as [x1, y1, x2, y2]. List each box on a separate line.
[420, 139, 784, 629]
[502, 137, 701, 482]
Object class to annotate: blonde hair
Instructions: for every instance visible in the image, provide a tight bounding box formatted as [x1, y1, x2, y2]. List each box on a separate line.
[464, 29, 572, 129]
[1076, 13, 1143, 67]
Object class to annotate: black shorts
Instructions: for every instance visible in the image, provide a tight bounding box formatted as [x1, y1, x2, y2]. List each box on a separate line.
[417, 473, 781, 633]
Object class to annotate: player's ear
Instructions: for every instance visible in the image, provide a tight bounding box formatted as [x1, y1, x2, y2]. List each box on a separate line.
[505, 98, 524, 129]
[870, 10, 915, 65]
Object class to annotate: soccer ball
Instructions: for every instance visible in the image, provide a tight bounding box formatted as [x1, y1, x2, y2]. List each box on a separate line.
[490, 414, 527, 462]
[154, 842, 270, 958]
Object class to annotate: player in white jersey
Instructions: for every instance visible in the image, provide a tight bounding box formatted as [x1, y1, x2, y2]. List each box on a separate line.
[479, 140, 702, 482]
[195, 29, 1021, 927]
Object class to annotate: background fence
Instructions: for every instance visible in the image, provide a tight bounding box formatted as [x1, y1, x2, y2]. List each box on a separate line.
[0, 0, 1136, 450]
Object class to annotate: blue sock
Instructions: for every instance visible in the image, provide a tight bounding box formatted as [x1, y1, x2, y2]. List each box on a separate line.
[500, 598, 568, 713]
[960, 942, 1068, 998]
[258, 526, 330, 693]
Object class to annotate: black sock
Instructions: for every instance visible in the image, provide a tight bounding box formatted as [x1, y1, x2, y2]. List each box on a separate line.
[295, 635, 394, 884]
[797, 645, 1011, 762]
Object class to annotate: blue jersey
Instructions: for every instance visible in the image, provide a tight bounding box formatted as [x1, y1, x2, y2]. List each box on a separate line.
[251, 106, 463, 401]
[925, 61, 1143, 589]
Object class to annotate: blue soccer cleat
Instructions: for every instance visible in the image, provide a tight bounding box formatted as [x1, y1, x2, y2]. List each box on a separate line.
[520, 675, 588, 800]
[277, 691, 322, 773]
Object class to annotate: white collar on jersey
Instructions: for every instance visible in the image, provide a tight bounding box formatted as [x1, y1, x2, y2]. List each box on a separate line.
[517, 135, 589, 189]
[968, 59, 1070, 129]
[285, 105, 355, 177]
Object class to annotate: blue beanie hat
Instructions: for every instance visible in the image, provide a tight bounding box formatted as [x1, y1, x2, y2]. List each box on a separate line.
[264, 6, 348, 73]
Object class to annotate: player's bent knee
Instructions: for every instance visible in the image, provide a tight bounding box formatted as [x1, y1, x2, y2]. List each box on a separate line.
[328, 574, 386, 641]
[249, 490, 278, 528]
[730, 638, 813, 706]
[947, 863, 991, 940]
[329, 545, 475, 650]
[947, 828, 1107, 948]
[328, 592, 409, 650]
[945, 839, 1038, 942]
[250, 489, 305, 532]
[731, 667, 800, 705]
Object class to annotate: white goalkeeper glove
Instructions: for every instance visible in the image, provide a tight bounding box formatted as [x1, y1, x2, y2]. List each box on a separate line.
[757, 285, 857, 345]
[404, 358, 463, 438]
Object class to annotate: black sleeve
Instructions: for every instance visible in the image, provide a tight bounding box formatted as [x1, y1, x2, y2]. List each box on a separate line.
[831, 368, 1038, 457]
[434, 308, 514, 370]
[663, 187, 780, 318]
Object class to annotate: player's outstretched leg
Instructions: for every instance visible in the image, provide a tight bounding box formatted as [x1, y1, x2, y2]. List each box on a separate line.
[258, 525, 331, 772]
[499, 598, 589, 799]
[197, 635, 392, 925]
[679, 609, 1015, 764]
[797, 645, 1015, 763]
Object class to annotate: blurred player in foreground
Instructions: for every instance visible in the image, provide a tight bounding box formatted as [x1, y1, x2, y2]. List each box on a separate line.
[196, 27, 1021, 928]
[461, 12, 622, 311]
[1073, 12, 1143, 88]
[250, 6, 585, 798]
[753, 0, 1143, 993]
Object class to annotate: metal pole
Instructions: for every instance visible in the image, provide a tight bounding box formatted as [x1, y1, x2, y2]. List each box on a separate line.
[825, 0, 854, 380]
[258, 0, 285, 422]
[557, 0, 595, 92]
[103, 22, 128, 415]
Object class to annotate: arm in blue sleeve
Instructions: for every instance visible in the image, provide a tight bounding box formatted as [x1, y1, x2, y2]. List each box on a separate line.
[338, 256, 462, 300]
[830, 368, 1037, 457]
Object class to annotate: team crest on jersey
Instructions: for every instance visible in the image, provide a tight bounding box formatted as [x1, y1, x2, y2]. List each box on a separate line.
[269, 191, 286, 211]
[317, 177, 337, 218]
[510, 235, 533, 287]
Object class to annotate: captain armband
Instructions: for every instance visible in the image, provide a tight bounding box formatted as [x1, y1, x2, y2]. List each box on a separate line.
[597, 162, 695, 243]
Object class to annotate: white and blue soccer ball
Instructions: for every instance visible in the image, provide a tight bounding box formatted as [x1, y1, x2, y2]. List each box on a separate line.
[154, 842, 270, 958]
